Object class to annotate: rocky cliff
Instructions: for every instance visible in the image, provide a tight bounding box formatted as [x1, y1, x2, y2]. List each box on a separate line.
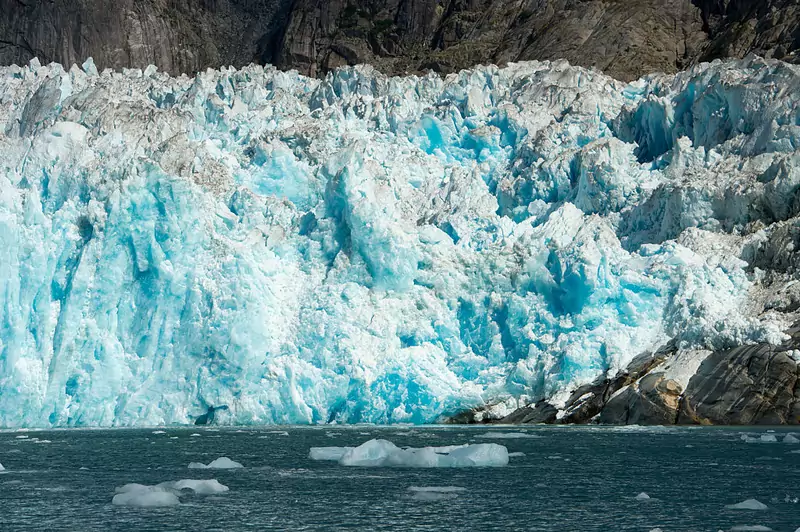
[1, 0, 798, 80]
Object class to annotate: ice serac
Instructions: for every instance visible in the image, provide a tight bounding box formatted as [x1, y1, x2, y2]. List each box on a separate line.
[0, 55, 798, 427]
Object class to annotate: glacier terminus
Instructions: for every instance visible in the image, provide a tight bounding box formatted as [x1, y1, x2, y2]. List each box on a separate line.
[0, 55, 798, 427]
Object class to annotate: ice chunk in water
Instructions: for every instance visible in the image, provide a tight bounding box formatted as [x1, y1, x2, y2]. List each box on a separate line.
[408, 486, 466, 502]
[784, 434, 800, 444]
[309, 447, 349, 461]
[741, 434, 778, 443]
[726, 499, 768, 510]
[636, 492, 651, 500]
[311, 439, 508, 467]
[165, 479, 229, 495]
[729, 526, 772, 531]
[0, 462, 4, 471]
[188, 457, 244, 469]
[112, 484, 180, 507]
[508, 452, 526, 458]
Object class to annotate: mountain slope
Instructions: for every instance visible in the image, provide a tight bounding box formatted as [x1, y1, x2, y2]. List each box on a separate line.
[0, 0, 798, 80]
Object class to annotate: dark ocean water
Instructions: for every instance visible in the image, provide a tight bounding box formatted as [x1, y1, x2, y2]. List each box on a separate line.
[1, 425, 799, 531]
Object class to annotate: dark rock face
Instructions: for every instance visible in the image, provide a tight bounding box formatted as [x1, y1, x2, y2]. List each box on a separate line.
[678, 341, 800, 425]
[456, 326, 800, 426]
[1, 0, 798, 80]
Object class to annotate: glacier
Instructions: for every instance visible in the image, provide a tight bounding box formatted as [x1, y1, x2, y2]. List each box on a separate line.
[0, 55, 798, 427]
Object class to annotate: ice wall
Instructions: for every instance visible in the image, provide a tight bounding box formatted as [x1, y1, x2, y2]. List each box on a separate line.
[0, 56, 797, 427]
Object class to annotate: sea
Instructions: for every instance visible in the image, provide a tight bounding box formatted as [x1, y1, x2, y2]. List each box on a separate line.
[1, 425, 799, 531]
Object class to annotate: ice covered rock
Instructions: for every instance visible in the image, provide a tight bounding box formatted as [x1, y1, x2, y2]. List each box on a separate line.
[0, 57, 797, 427]
[726, 499, 769, 510]
[311, 438, 508, 467]
[187, 457, 243, 469]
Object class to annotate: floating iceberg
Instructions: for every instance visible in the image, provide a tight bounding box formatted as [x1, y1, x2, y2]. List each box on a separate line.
[310, 438, 508, 467]
[112, 479, 229, 507]
[188, 457, 243, 469]
[726, 499, 769, 510]
[635, 492, 651, 500]
[0, 55, 797, 427]
[0, 462, 4, 471]
[112, 484, 180, 507]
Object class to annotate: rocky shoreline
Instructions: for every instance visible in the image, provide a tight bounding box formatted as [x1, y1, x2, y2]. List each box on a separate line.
[450, 324, 800, 426]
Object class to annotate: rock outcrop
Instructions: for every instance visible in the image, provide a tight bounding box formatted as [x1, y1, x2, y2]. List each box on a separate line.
[1, 0, 799, 80]
[458, 325, 800, 425]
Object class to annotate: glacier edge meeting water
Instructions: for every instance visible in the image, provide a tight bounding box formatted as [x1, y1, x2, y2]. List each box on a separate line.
[0, 55, 798, 427]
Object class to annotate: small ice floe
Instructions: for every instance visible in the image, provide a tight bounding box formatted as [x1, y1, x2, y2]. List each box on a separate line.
[474, 432, 541, 439]
[15, 436, 28, 439]
[112, 484, 180, 507]
[635, 492, 651, 501]
[265, 431, 289, 436]
[0, 462, 4, 471]
[408, 486, 466, 501]
[726, 499, 768, 510]
[309, 439, 508, 467]
[508, 452, 526, 458]
[190, 434, 201, 437]
[112, 479, 228, 507]
[649, 528, 664, 532]
[742, 434, 778, 444]
[168, 479, 229, 495]
[152, 431, 166, 435]
[79, 467, 89, 471]
[784, 434, 800, 444]
[187, 457, 243, 469]
[729, 526, 772, 531]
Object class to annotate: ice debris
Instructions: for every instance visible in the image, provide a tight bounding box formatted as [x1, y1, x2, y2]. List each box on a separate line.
[187, 457, 243, 469]
[635, 492, 651, 500]
[0, 56, 798, 426]
[112, 479, 228, 507]
[742, 435, 778, 444]
[310, 438, 508, 467]
[0, 462, 4, 471]
[784, 434, 800, 444]
[729, 527, 772, 531]
[408, 486, 466, 501]
[726, 499, 769, 510]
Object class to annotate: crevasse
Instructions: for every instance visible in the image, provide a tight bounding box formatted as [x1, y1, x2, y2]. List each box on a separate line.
[0, 56, 797, 427]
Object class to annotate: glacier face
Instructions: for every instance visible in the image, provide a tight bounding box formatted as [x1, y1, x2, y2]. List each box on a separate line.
[0, 56, 798, 427]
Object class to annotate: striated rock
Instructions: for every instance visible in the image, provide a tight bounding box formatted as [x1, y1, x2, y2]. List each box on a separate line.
[0, 0, 798, 80]
[452, 326, 800, 425]
[678, 337, 800, 425]
[599, 373, 683, 425]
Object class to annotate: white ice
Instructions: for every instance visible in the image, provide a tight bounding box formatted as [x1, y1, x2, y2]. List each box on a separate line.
[635, 492, 651, 500]
[187, 457, 243, 469]
[310, 438, 508, 467]
[726, 499, 769, 510]
[0, 56, 798, 426]
[112, 484, 180, 507]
